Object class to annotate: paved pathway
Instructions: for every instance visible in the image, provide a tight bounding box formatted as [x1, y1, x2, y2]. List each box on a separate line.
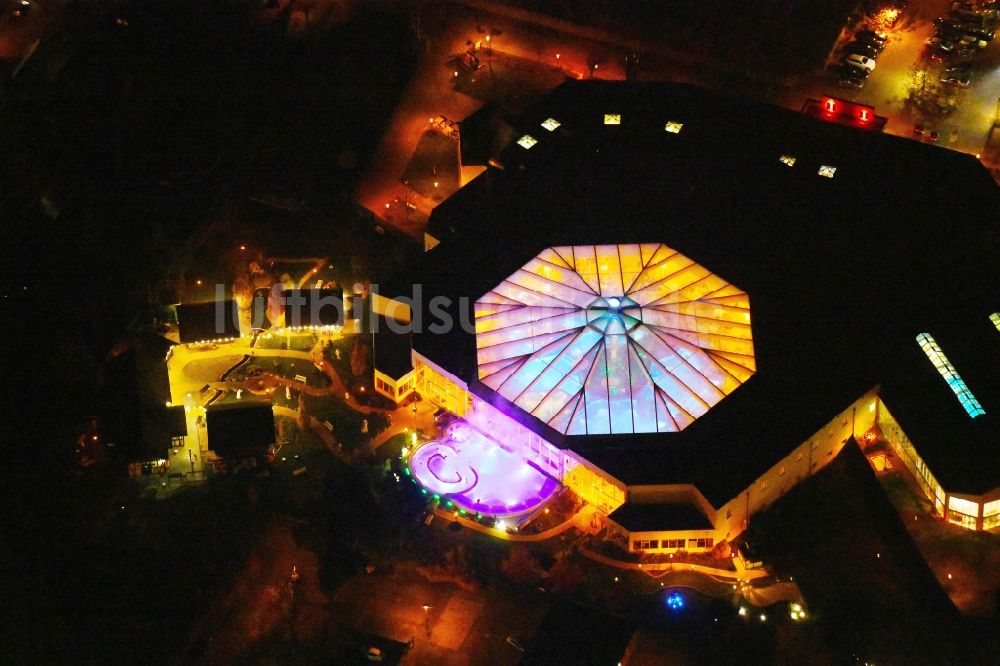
[432, 503, 599, 542]
[578, 544, 762, 581]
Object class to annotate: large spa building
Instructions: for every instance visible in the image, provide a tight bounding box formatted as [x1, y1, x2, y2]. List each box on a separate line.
[375, 81, 1000, 552]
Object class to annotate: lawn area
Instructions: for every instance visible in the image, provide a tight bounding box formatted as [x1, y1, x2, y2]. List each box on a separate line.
[268, 356, 330, 387]
[302, 392, 388, 452]
[880, 475, 1000, 618]
[253, 332, 323, 352]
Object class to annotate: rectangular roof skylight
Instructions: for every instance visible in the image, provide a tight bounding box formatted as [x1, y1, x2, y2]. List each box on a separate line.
[916, 332, 985, 418]
[818, 165, 836, 178]
[541, 118, 561, 131]
[990, 312, 1000, 332]
[517, 134, 538, 149]
[664, 121, 683, 134]
[604, 114, 621, 125]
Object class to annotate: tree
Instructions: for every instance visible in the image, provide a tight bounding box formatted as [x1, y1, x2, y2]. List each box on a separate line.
[500, 545, 543, 584]
[547, 553, 584, 594]
[350, 337, 369, 377]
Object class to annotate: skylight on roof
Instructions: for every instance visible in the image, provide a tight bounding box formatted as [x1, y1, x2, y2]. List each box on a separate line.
[604, 114, 621, 125]
[664, 121, 683, 134]
[474, 244, 756, 435]
[779, 155, 796, 167]
[916, 332, 985, 418]
[541, 117, 561, 131]
[517, 134, 538, 149]
[818, 165, 837, 178]
[990, 312, 1000, 332]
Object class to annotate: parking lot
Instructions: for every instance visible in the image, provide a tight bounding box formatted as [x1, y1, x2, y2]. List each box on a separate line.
[822, 0, 1000, 155]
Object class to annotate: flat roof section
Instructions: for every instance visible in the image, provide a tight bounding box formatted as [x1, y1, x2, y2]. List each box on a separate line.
[282, 288, 344, 327]
[609, 502, 713, 532]
[879, 320, 1000, 496]
[176, 301, 241, 344]
[205, 403, 275, 459]
[374, 327, 413, 380]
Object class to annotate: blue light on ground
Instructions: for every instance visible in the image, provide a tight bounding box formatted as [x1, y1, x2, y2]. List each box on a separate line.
[666, 591, 685, 610]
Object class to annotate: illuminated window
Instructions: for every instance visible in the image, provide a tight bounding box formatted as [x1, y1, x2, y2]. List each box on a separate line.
[474, 244, 756, 435]
[541, 117, 561, 131]
[603, 113, 621, 125]
[778, 155, 796, 167]
[916, 333, 985, 418]
[818, 165, 837, 178]
[517, 134, 538, 149]
[664, 121, 683, 134]
[990, 312, 1000, 332]
[948, 496, 979, 516]
[984, 499, 1000, 530]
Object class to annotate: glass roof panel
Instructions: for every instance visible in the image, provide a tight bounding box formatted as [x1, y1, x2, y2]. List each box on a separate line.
[475, 244, 755, 434]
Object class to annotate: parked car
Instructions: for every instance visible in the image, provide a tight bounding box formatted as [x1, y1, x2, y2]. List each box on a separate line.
[941, 64, 972, 86]
[842, 53, 876, 71]
[958, 33, 988, 48]
[925, 36, 956, 52]
[948, 45, 978, 62]
[963, 25, 996, 41]
[841, 63, 871, 79]
[855, 28, 888, 46]
[854, 32, 886, 52]
[844, 41, 880, 58]
[935, 16, 963, 32]
[935, 26, 964, 42]
[838, 72, 866, 89]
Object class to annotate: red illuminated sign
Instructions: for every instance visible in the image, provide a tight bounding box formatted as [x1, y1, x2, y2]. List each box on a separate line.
[802, 97, 886, 132]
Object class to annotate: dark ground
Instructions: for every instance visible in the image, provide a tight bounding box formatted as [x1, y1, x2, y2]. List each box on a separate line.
[505, 0, 855, 77]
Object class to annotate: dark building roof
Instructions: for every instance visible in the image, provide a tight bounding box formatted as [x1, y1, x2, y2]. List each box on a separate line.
[374, 326, 413, 380]
[206, 403, 275, 459]
[609, 502, 713, 532]
[176, 300, 241, 343]
[282, 288, 344, 327]
[162, 405, 188, 438]
[878, 314, 1000, 495]
[410, 80, 1000, 506]
[101, 333, 184, 458]
[458, 101, 514, 166]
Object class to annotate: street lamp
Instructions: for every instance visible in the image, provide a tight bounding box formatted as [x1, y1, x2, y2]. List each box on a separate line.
[422, 604, 432, 635]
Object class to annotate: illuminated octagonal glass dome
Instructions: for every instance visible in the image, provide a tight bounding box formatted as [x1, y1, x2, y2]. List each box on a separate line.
[474, 244, 755, 435]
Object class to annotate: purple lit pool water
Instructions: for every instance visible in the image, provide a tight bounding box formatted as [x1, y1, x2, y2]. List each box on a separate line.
[408, 421, 559, 516]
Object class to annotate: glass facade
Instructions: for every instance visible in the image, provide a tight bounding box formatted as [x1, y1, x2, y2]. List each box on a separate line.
[474, 244, 755, 435]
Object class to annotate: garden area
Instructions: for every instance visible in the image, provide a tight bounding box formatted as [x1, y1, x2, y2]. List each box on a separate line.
[880, 474, 1000, 618]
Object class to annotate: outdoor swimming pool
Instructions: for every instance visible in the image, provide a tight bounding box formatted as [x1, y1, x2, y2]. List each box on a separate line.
[408, 421, 559, 516]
